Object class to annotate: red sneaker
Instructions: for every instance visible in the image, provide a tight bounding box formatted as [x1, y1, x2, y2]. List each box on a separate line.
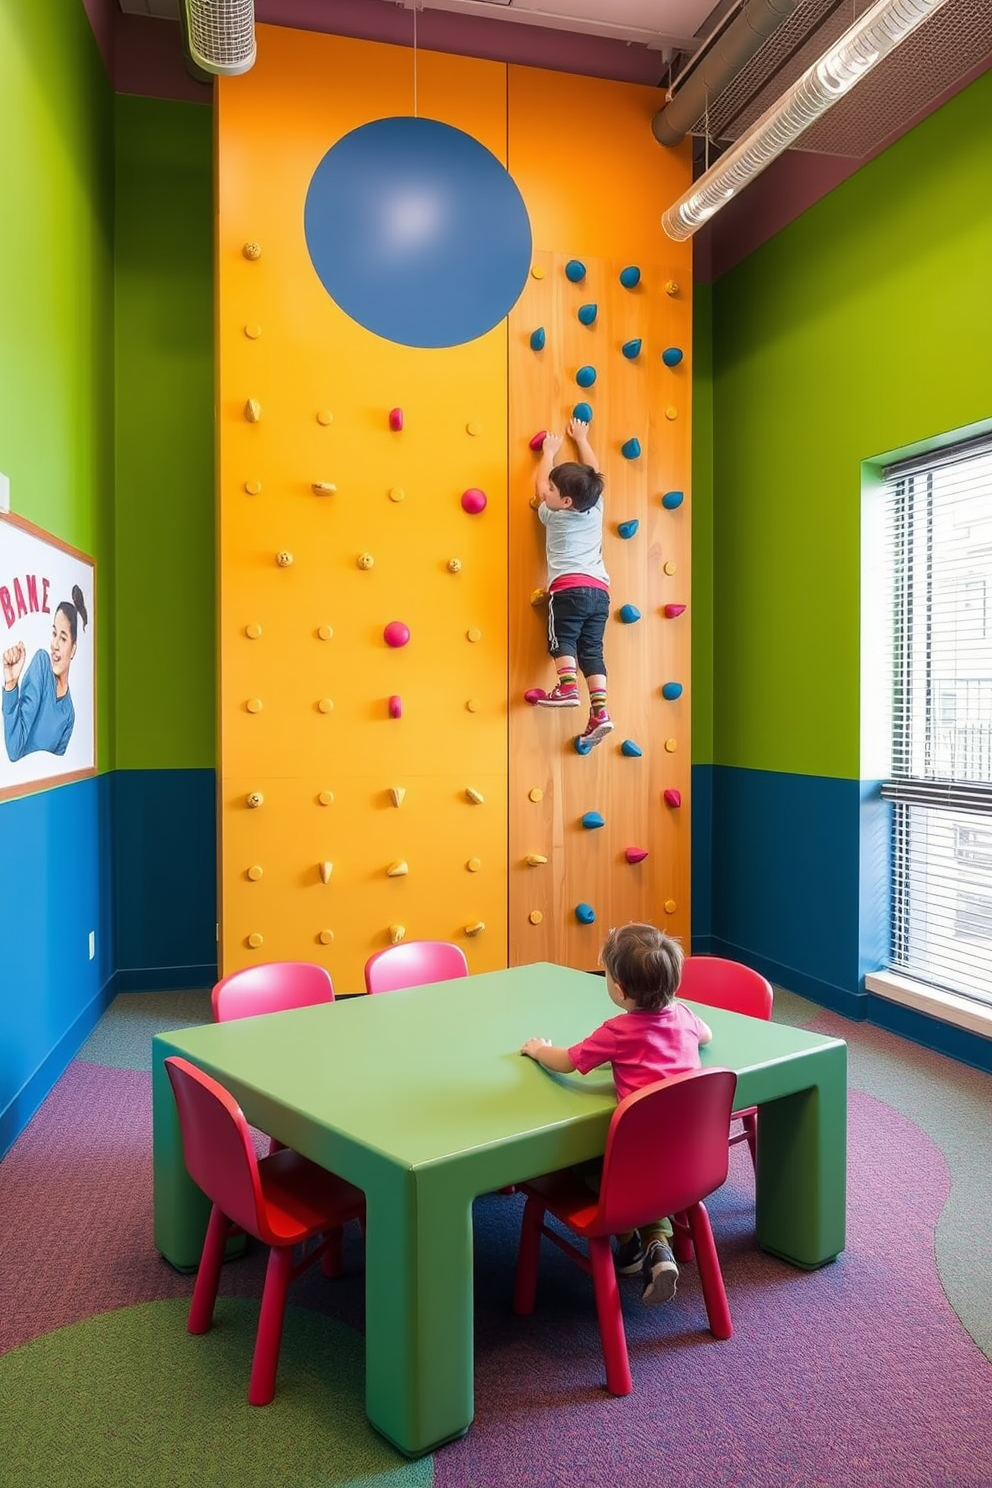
[580, 710, 614, 745]
[536, 685, 581, 708]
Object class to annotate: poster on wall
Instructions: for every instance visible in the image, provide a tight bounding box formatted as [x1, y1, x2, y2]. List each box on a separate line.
[0, 512, 96, 801]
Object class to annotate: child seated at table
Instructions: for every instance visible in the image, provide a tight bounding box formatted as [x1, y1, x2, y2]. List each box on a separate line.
[520, 922, 712, 1304]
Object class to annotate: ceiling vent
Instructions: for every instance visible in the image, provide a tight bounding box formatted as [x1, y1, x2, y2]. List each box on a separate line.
[180, 0, 256, 76]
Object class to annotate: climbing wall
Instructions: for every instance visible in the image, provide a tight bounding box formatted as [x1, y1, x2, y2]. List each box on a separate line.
[215, 30, 692, 988]
[506, 69, 693, 968]
[216, 30, 511, 989]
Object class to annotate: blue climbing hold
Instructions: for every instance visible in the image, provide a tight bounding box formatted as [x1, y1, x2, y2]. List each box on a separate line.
[619, 265, 641, 288]
[581, 811, 605, 830]
[574, 735, 594, 755]
[662, 681, 684, 701]
[661, 489, 684, 509]
[621, 438, 641, 460]
[578, 303, 598, 325]
[662, 346, 683, 367]
[618, 604, 641, 624]
[621, 338, 642, 360]
[575, 902, 596, 925]
[565, 259, 587, 283]
[530, 326, 546, 351]
[576, 365, 597, 388]
[617, 519, 639, 539]
[572, 402, 593, 423]
[621, 739, 643, 757]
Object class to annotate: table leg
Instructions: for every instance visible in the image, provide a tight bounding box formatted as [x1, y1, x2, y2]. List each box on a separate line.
[753, 1041, 847, 1268]
[363, 1166, 474, 1458]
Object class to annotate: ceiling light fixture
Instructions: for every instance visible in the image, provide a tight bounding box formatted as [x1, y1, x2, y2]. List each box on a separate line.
[180, 0, 256, 77]
[661, 0, 954, 241]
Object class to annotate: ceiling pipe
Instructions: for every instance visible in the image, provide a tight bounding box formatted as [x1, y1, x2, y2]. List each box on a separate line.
[652, 0, 805, 146]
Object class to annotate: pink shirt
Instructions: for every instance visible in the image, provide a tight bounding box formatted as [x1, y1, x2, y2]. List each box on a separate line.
[567, 1001, 711, 1102]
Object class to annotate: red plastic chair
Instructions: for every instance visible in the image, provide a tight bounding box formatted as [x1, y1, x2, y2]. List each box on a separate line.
[212, 960, 335, 1022]
[513, 1068, 737, 1396]
[363, 940, 468, 994]
[679, 955, 774, 1171]
[211, 961, 336, 1156]
[165, 1056, 365, 1406]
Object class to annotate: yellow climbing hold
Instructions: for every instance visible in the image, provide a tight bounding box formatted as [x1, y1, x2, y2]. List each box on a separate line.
[386, 860, 409, 878]
[317, 790, 334, 806]
[247, 865, 263, 881]
[465, 787, 485, 805]
[529, 788, 543, 803]
[525, 853, 548, 866]
[389, 787, 406, 807]
[528, 910, 544, 925]
[389, 924, 406, 945]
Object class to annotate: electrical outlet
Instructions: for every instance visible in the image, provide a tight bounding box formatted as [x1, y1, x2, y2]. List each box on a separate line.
[88, 930, 95, 960]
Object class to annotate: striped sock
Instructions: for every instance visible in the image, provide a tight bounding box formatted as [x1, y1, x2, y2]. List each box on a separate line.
[555, 666, 578, 692]
[589, 688, 608, 717]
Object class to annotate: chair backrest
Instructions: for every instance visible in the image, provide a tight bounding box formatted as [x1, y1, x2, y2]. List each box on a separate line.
[595, 1068, 738, 1238]
[678, 956, 773, 1022]
[165, 1056, 273, 1242]
[364, 940, 469, 994]
[212, 961, 334, 1022]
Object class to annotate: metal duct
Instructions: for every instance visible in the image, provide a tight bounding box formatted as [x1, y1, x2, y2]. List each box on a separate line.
[180, 0, 256, 77]
[652, 0, 805, 147]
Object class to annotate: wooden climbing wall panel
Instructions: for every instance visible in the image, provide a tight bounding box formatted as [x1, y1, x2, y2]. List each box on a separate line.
[507, 68, 693, 969]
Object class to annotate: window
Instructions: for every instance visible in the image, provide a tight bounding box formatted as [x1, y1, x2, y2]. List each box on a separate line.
[878, 436, 992, 1007]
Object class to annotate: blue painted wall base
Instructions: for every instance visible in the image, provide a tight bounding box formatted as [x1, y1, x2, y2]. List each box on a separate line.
[0, 767, 217, 1158]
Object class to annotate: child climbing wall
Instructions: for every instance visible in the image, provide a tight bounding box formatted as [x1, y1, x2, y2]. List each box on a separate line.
[216, 26, 691, 987]
[507, 67, 692, 969]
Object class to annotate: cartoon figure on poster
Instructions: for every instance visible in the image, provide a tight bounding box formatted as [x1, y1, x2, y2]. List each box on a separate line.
[0, 513, 96, 800]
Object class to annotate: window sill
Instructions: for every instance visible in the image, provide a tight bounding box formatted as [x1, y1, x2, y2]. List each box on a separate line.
[865, 971, 992, 1041]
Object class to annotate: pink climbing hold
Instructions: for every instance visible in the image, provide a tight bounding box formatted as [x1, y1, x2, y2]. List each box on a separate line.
[625, 847, 649, 865]
[389, 408, 403, 432]
[461, 488, 487, 514]
[664, 603, 686, 619]
[529, 430, 547, 452]
[524, 688, 547, 705]
[663, 788, 682, 808]
[388, 695, 402, 719]
[383, 621, 410, 648]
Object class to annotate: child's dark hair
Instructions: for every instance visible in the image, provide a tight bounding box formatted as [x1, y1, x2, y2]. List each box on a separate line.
[600, 923, 684, 1012]
[56, 586, 88, 645]
[549, 461, 604, 513]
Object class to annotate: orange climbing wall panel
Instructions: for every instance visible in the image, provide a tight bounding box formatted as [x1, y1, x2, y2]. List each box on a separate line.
[506, 70, 693, 968]
[217, 28, 509, 989]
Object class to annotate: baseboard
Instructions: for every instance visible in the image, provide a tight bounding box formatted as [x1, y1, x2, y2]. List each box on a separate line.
[110, 962, 217, 994]
[0, 975, 117, 1161]
[692, 935, 992, 1074]
[690, 936, 868, 1020]
[867, 994, 992, 1076]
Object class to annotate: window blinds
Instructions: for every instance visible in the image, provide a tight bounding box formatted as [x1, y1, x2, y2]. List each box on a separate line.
[878, 435, 992, 1005]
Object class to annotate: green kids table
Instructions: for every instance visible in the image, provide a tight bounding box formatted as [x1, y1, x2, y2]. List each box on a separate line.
[152, 963, 847, 1457]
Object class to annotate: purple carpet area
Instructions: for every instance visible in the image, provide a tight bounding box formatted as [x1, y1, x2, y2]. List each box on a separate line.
[3, 1053, 992, 1487]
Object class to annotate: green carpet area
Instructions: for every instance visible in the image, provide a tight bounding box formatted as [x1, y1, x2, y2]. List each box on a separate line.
[0, 1298, 433, 1488]
[78, 992, 213, 1071]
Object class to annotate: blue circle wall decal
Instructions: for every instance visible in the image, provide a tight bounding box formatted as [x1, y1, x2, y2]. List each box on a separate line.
[304, 117, 533, 349]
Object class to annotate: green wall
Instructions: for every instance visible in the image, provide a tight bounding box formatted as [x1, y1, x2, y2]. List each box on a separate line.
[114, 93, 215, 769]
[712, 70, 992, 780]
[0, 0, 115, 759]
